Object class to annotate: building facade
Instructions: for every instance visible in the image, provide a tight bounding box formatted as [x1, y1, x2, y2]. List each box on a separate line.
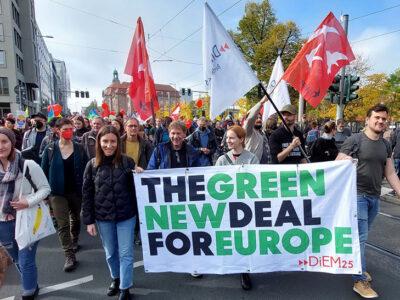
[53, 59, 70, 115]
[103, 70, 180, 118]
[0, 0, 69, 117]
[0, 0, 39, 116]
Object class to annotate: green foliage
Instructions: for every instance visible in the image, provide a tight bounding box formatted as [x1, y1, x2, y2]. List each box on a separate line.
[84, 100, 99, 116]
[231, 1, 303, 103]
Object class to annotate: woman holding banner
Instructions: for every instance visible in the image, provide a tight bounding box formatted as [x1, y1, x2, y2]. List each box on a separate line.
[215, 125, 259, 290]
[82, 125, 143, 300]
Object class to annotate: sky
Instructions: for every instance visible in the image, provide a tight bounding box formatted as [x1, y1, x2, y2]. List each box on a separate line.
[34, 0, 400, 113]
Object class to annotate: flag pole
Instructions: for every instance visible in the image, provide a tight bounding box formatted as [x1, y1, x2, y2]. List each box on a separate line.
[259, 83, 311, 163]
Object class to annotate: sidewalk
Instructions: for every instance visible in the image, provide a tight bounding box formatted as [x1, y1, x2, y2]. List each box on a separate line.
[381, 182, 400, 206]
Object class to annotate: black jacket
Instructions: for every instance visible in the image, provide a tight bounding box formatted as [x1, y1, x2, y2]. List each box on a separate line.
[310, 137, 339, 162]
[82, 155, 137, 225]
[121, 134, 154, 169]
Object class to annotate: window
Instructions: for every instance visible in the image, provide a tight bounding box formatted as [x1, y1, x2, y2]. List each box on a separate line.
[12, 4, 20, 28]
[16, 54, 23, 73]
[14, 29, 22, 50]
[0, 24, 3, 41]
[0, 50, 5, 67]
[0, 77, 9, 95]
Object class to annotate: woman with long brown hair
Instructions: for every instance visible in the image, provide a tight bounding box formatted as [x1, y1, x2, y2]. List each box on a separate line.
[0, 128, 50, 299]
[82, 125, 142, 300]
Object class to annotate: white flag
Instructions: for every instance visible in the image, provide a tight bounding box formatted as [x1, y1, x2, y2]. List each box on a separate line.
[203, 2, 259, 120]
[262, 56, 291, 121]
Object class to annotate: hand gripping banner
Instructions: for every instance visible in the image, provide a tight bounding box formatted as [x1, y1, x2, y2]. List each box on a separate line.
[134, 160, 361, 275]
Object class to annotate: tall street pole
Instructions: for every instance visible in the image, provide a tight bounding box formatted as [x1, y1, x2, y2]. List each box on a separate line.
[336, 14, 349, 120]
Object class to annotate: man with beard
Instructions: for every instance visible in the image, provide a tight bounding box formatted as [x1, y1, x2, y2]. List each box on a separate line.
[269, 104, 307, 164]
[336, 104, 400, 298]
[243, 96, 271, 164]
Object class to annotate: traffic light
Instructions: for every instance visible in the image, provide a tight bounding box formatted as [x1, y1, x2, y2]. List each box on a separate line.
[345, 75, 360, 103]
[187, 88, 192, 96]
[75, 90, 90, 98]
[181, 88, 185, 95]
[325, 75, 341, 104]
[328, 75, 341, 94]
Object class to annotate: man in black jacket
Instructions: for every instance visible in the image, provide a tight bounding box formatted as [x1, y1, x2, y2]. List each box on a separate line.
[186, 117, 216, 166]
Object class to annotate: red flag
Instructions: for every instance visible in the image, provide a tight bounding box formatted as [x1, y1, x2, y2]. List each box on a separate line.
[170, 102, 180, 121]
[282, 12, 355, 107]
[124, 17, 159, 120]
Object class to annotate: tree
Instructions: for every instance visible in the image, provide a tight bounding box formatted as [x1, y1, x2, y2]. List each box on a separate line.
[383, 69, 400, 120]
[231, 1, 303, 104]
[84, 100, 99, 116]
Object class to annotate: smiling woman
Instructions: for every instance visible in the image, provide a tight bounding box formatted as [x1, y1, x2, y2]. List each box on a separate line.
[82, 125, 144, 299]
[0, 128, 50, 300]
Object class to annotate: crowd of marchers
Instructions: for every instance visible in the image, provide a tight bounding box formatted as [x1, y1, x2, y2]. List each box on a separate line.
[0, 97, 400, 299]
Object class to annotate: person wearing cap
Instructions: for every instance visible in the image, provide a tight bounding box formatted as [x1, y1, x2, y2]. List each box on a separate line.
[243, 95, 271, 163]
[4, 118, 23, 151]
[269, 104, 307, 164]
[22, 112, 50, 164]
[0, 127, 51, 300]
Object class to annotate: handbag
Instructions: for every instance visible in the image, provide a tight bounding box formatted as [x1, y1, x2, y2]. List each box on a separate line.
[14, 160, 56, 249]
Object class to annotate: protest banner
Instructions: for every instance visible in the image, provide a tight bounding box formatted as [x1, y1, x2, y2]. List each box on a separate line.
[134, 160, 361, 275]
[15, 110, 27, 129]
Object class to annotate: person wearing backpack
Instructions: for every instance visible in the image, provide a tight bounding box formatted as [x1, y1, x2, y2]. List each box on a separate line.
[82, 125, 143, 300]
[306, 120, 320, 147]
[41, 118, 89, 272]
[0, 128, 50, 299]
[309, 121, 338, 162]
[336, 104, 400, 298]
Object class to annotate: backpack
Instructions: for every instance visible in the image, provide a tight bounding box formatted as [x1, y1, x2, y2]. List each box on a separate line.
[306, 129, 319, 144]
[349, 133, 392, 166]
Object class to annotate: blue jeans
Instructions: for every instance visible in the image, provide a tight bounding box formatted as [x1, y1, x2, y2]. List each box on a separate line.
[97, 216, 136, 290]
[0, 220, 39, 296]
[394, 158, 400, 177]
[353, 195, 380, 282]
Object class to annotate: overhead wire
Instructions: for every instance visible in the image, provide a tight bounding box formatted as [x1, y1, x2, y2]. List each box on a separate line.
[149, 0, 196, 39]
[300, 3, 400, 38]
[152, 0, 243, 62]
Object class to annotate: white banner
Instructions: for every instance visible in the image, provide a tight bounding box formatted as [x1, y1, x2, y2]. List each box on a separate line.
[135, 161, 361, 275]
[203, 2, 259, 120]
[262, 56, 291, 121]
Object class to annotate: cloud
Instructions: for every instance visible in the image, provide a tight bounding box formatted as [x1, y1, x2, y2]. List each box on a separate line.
[351, 27, 400, 75]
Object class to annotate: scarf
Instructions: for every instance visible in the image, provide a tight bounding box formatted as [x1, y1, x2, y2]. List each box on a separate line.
[1, 151, 22, 215]
[322, 133, 333, 140]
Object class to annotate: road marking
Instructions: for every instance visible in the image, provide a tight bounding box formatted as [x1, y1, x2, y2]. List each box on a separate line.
[134, 260, 144, 268]
[378, 211, 400, 221]
[38, 275, 93, 295]
[1, 261, 144, 299]
[134, 287, 167, 295]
